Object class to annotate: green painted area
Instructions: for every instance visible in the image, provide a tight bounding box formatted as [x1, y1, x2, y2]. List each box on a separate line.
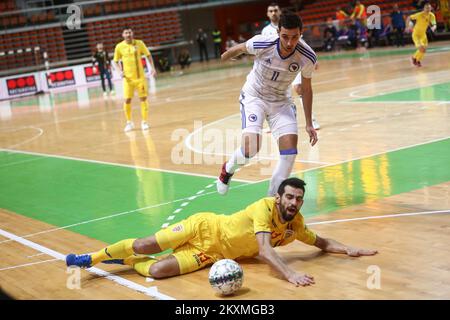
[1, 138, 449, 244]
[355, 82, 450, 102]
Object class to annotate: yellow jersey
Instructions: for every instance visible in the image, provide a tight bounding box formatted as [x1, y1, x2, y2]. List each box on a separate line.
[113, 39, 150, 79]
[410, 11, 436, 35]
[215, 197, 317, 259]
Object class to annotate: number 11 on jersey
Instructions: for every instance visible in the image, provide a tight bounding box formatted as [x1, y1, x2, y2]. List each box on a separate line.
[271, 71, 280, 81]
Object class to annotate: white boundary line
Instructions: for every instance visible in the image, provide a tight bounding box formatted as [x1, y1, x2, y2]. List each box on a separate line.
[0, 227, 175, 300]
[308, 209, 450, 226]
[0, 147, 253, 183]
[0, 258, 59, 272]
[1, 126, 44, 149]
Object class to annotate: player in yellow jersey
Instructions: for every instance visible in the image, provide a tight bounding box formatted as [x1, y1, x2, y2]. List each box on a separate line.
[66, 178, 377, 287]
[406, 2, 437, 67]
[113, 27, 157, 132]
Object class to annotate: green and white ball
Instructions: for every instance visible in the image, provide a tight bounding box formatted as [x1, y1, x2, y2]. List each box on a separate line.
[208, 259, 243, 296]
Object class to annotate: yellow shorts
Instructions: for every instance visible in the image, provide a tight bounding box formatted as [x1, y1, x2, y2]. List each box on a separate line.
[412, 32, 428, 48]
[155, 212, 223, 275]
[123, 77, 148, 99]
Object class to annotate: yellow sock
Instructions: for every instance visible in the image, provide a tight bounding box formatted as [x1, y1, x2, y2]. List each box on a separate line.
[124, 255, 157, 277]
[140, 100, 148, 122]
[124, 102, 132, 121]
[91, 239, 136, 265]
[413, 50, 420, 59]
[416, 51, 425, 62]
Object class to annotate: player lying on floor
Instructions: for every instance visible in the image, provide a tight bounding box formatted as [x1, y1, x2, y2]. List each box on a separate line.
[66, 178, 377, 286]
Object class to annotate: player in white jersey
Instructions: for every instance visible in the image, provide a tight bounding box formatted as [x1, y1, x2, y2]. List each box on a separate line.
[217, 12, 318, 196]
[292, 71, 320, 130]
[261, 3, 281, 37]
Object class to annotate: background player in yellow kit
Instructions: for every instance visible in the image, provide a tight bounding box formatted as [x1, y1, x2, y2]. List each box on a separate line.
[114, 27, 157, 132]
[66, 178, 377, 287]
[406, 2, 437, 67]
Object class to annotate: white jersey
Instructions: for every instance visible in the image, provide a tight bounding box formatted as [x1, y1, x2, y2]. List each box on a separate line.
[243, 34, 317, 102]
[261, 23, 278, 36]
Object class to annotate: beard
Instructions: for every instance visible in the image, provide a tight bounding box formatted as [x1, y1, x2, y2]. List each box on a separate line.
[280, 204, 298, 222]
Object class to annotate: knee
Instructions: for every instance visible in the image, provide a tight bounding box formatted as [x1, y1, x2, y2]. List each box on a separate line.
[149, 262, 168, 279]
[420, 47, 426, 53]
[132, 238, 153, 254]
[125, 99, 131, 104]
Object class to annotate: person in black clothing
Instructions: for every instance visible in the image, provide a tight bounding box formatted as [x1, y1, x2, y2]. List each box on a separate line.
[391, 4, 406, 47]
[323, 20, 338, 51]
[178, 48, 192, 69]
[196, 28, 209, 62]
[92, 43, 114, 97]
[158, 55, 171, 73]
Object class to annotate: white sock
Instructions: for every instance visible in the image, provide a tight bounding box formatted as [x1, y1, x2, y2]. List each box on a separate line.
[225, 148, 249, 174]
[268, 153, 297, 196]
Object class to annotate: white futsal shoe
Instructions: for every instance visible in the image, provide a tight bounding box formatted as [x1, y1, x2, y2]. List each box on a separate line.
[216, 162, 234, 195]
[312, 118, 320, 130]
[141, 121, 150, 131]
[124, 121, 134, 132]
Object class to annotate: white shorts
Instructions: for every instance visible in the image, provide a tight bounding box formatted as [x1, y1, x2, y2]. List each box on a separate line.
[239, 91, 298, 140]
[292, 72, 302, 86]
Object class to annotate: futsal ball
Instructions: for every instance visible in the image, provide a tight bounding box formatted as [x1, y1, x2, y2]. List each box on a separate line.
[208, 259, 243, 296]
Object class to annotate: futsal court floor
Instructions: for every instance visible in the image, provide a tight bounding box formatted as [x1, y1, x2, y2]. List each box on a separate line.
[0, 42, 449, 299]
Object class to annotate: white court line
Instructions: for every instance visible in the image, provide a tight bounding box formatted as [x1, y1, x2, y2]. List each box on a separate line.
[308, 209, 450, 226]
[313, 77, 349, 85]
[0, 126, 44, 149]
[346, 100, 450, 104]
[0, 258, 59, 272]
[0, 227, 175, 300]
[0, 148, 253, 183]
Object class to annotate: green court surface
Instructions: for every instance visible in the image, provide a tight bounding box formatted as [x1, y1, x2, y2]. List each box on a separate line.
[1, 138, 449, 244]
[355, 82, 450, 102]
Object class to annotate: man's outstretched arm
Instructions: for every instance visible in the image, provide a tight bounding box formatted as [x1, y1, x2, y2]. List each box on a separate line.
[221, 42, 248, 61]
[256, 232, 315, 286]
[314, 235, 378, 257]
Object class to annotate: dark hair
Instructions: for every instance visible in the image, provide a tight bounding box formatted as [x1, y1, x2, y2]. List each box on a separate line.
[268, 2, 279, 8]
[277, 178, 306, 196]
[279, 11, 303, 31]
[123, 26, 132, 31]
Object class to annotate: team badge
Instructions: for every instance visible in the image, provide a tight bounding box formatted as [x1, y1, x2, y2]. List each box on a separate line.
[172, 225, 183, 232]
[289, 63, 300, 72]
[248, 114, 258, 122]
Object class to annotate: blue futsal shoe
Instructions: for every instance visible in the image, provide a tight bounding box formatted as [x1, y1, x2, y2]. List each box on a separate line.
[66, 254, 92, 268]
